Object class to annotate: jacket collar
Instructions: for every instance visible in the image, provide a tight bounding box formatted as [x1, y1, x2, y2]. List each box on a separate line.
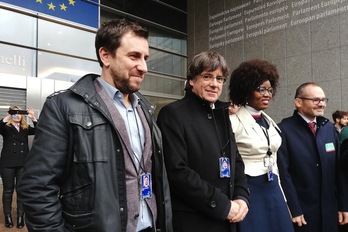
[69, 73, 156, 117]
[69, 73, 99, 100]
[292, 110, 329, 128]
[184, 88, 229, 110]
[236, 106, 280, 131]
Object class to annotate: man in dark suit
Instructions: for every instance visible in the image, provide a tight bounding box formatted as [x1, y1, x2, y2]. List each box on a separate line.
[157, 51, 249, 232]
[277, 82, 348, 232]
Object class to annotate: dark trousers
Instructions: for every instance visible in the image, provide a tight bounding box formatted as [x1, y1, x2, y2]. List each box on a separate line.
[0, 167, 24, 216]
[339, 224, 348, 232]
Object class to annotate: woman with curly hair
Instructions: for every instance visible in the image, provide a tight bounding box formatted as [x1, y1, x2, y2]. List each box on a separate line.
[0, 106, 37, 228]
[229, 59, 293, 232]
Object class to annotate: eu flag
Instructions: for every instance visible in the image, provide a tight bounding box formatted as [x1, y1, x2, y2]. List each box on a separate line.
[0, 0, 99, 28]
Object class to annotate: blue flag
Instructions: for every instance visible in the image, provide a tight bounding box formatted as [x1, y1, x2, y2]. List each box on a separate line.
[1, 0, 99, 28]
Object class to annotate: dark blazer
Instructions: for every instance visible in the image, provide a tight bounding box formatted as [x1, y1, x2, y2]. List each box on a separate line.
[340, 127, 348, 179]
[0, 119, 36, 168]
[157, 90, 249, 232]
[277, 110, 348, 232]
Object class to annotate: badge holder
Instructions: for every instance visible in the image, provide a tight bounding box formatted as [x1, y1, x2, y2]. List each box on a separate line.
[263, 152, 274, 182]
[141, 173, 152, 199]
[267, 165, 274, 181]
[219, 157, 230, 178]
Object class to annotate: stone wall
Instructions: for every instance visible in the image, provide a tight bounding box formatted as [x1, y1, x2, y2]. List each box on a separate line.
[187, 0, 348, 123]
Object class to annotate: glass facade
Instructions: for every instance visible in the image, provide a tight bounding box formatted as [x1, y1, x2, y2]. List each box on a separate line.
[148, 48, 186, 77]
[100, 0, 188, 108]
[142, 73, 185, 96]
[0, 8, 101, 82]
[0, 43, 36, 77]
[0, 1, 187, 115]
[100, 0, 186, 33]
[37, 20, 96, 60]
[37, 51, 100, 82]
[0, 9, 37, 47]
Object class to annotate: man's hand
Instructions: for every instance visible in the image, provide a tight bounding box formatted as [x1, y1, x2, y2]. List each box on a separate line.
[338, 211, 348, 225]
[227, 199, 249, 223]
[292, 214, 307, 227]
[226, 200, 240, 222]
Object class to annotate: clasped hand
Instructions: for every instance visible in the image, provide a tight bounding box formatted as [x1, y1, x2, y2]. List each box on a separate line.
[227, 199, 249, 223]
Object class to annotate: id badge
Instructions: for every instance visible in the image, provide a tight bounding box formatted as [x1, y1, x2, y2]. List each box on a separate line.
[263, 156, 274, 167]
[267, 165, 274, 181]
[219, 157, 230, 178]
[325, 142, 335, 152]
[141, 173, 152, 199]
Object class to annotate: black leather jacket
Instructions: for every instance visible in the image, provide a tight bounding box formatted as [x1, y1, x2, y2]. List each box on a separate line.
[18, 74, 172, 232]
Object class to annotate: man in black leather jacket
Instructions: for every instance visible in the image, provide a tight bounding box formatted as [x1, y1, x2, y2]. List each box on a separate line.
[17, 19, 172, 232]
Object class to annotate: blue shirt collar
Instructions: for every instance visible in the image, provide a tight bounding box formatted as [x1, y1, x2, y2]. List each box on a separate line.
[97, 77, 139, 108]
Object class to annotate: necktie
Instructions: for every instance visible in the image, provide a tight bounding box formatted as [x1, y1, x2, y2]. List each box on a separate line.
[308, 122, 316, 136]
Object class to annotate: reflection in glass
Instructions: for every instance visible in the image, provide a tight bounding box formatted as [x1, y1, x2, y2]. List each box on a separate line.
[148, 30, 187, 55]
[0, 9, 37, 47]
[38, 19, 96, 59]
[142, 73, 185, 96]
[0, 44, 36, 77]
[148, 48, 186, 77]
[38, 52, 100, 82]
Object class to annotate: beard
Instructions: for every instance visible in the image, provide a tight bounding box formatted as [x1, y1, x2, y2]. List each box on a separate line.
[114, 77, 140, 94]
[339, 122, 347, 128]
[110, 68, 142, 94]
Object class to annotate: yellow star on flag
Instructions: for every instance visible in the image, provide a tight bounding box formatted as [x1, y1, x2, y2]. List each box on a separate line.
[60, 3, 67, 11]
[68, 0, 75, 6]
[36, 0, 43, 3]
[48, 2, 56, 10]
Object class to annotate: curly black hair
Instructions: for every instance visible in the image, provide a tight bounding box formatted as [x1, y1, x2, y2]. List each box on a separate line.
[229, 59, 279, 106]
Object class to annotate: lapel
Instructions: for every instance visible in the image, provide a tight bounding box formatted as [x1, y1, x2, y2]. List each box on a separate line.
[94, 80, 152, 173]
[135, 104, 152, 172]
[95, 82, 133, 151]
[11, 123, 20, 132]
[236, 106, 281, 137]
[236, 107, 265, 140]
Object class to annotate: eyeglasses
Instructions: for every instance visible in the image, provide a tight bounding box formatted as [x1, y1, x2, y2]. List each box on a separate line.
[257, 86, 274, 95]
[298, 97, 329, 105]
[199, 74, 227, 84]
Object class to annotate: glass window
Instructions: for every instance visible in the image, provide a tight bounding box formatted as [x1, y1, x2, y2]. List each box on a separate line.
[37, 51, 101, 82]
[0, 44, 36, 77]
[148, 48, 186, 77]
[142, 73, 185, 96]
[38, 19, 96, 60]
[100, 0, 186, 33]
[0, 9, 37, 47]
[148, 29, 187, 55]
[173, 37, 187, 55]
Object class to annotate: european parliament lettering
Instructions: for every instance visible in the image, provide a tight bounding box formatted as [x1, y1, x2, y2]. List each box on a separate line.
[209, 0, 348, 49]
